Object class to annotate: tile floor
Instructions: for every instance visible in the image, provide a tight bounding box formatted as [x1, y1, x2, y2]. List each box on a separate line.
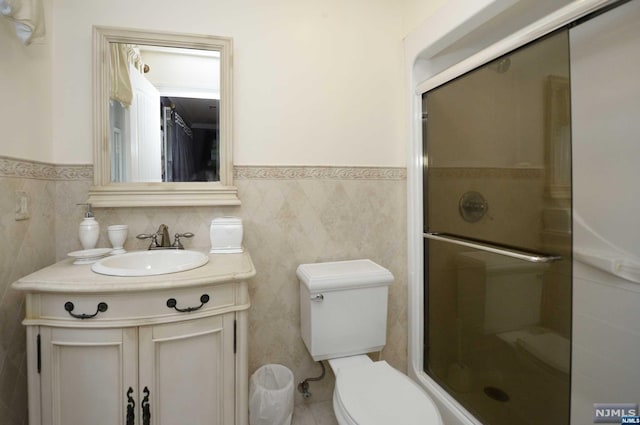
[291, 401, 338, 425]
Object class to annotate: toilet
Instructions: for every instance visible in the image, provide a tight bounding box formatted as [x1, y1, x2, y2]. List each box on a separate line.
[297, 259, 442, 425]
[456, 251, 570, 376]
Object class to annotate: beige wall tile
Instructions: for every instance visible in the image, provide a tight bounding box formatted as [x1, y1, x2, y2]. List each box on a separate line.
[0, 176, 56, 425]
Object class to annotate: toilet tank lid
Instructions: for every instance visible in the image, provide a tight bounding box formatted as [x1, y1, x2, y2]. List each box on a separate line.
[297, 259, 393, 291]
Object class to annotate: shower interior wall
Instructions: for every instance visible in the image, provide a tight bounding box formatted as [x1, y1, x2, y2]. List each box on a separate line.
[569, 1, 640, 422]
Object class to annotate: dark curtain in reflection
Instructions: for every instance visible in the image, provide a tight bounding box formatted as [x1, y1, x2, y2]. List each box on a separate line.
[169, 110, 195, 182]
[161, 97, 219, 182]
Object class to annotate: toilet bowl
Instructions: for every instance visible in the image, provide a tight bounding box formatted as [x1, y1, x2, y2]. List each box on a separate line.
[329, 356, 442, 425]
[297, 260, 443, 425]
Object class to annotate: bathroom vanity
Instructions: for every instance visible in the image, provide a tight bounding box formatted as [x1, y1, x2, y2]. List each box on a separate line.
[12, 250, 255, 425]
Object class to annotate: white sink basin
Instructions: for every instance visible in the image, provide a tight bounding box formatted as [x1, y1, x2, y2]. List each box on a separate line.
[91, 250, 209, 277]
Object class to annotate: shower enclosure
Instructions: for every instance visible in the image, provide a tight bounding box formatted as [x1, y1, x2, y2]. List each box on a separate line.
[422, 30, 572, 425]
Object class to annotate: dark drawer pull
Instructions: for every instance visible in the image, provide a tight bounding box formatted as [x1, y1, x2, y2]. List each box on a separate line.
[142, 386, 151, 425]
[64, 301, 108, 319]
[166, 294, 210, 313]
[126, 387, 135, 425]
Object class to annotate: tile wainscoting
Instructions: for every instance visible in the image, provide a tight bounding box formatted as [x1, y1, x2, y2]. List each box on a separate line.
[0, 157, 80, 425]
[1, 157, 408, 417]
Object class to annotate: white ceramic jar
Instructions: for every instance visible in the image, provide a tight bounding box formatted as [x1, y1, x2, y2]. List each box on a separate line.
[78, 203, 100, 250]
[210, 217, 243, 253]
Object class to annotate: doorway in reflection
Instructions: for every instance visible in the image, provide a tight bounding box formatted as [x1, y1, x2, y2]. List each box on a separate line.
[162, 97, 219, 182]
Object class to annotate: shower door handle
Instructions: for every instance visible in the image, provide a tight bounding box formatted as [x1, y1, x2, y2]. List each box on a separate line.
[424, 232, 562, 263]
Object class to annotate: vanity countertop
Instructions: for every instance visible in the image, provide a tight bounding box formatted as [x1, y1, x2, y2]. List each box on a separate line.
[12, 249, 256, 294]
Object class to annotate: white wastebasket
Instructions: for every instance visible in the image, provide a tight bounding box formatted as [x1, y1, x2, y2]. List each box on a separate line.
[249, 364, 294, 425]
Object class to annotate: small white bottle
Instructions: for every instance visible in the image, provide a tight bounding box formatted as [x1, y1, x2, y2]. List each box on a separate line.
[77, 203, 100, 250]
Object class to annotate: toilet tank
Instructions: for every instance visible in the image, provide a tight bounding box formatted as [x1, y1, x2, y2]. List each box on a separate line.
[456, 251, 549, 334]
[297, 260, 394, 361]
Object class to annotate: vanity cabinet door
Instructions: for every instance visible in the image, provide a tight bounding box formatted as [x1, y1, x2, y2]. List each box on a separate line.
[137, 313, 236, 425]
[38, 326, 138, 425]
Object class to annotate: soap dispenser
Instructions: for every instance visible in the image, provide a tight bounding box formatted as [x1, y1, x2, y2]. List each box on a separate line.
[77, 203, 100, 250]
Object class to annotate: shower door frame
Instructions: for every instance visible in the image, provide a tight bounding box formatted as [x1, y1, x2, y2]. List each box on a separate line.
[405, 1, 615, 424]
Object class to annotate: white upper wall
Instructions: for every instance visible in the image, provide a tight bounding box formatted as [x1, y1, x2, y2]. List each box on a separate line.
[402, 0, 448, 35]
[0, 0, 52, 162]
[50, 0, 439, 166]
[0, 0, 446, 166]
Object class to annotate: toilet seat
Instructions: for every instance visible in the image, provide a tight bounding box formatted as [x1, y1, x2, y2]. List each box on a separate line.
[333, 361, 442, 425]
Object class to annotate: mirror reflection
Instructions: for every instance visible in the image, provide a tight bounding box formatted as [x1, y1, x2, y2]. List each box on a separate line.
[109, 44, 220, 183]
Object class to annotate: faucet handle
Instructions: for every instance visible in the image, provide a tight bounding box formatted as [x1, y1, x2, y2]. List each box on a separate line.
[136, 233, 159, 249]
[172, 232, 194, 249]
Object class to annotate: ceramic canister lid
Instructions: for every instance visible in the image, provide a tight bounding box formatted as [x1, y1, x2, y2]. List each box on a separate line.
[211, 216, 242, 226]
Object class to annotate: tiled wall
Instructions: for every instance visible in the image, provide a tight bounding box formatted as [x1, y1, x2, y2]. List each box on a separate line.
[2, 157, 408, 419]
[236, 173, 408, 402]
[0, 158, 59, 425]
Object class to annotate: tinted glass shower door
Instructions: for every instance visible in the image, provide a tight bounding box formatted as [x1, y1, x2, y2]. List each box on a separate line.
[422, 30, 572, 425]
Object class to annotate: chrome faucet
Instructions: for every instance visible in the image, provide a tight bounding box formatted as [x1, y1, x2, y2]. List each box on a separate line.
[157, 224, 171, 248]
[136, 224, 193, 250]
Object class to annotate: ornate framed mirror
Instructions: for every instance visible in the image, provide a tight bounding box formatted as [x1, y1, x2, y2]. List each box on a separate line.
[88, 26, 239, 207]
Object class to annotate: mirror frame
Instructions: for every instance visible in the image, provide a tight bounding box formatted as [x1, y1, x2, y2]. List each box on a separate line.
[88, 26, 239, 207]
